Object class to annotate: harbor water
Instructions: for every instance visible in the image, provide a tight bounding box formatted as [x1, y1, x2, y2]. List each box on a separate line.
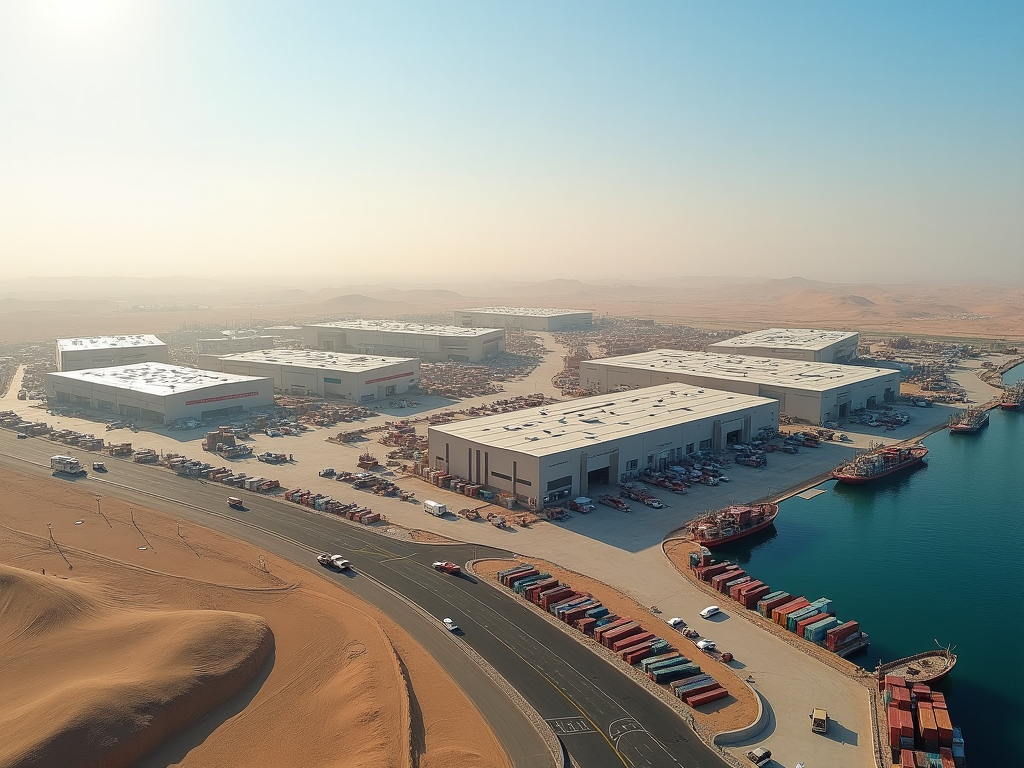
[715, 367, 1024, 765]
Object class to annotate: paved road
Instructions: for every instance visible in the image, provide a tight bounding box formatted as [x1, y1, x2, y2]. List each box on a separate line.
[0, 432, 728, 768]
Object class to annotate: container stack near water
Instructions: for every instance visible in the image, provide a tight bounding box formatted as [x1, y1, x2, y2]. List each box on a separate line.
[496, 563, 730, 707]
[883, 675, 964, 768]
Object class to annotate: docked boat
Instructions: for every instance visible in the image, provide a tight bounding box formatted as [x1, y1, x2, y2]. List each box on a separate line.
[875, 645, 957, 685]
[1000, 380, 1024, 410]
[688, 503, 779, 547]
[830, 443, 928, 485]
[948, 406, 990, 433]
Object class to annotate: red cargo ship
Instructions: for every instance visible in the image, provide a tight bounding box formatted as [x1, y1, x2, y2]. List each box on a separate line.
[688, 503, 778, 547]
[1000, 380, 1024, 410]
[948, 406, 989, 434]
[830, 443, 928, 485]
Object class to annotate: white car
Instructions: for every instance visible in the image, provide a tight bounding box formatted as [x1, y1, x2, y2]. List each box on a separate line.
[442, 617, 459, 632]
[696, 639, 717, 652]
[330, 555, 351, 570]
[667, 617, 686, 628]
[699, 605, 721, 619]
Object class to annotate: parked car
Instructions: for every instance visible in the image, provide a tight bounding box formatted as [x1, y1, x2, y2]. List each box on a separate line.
[16, 433, 28, 439]
[696, 639, 717, 652]
[810, 708, 829, 734]
[745, 747, 772, 766]
[699, 605, 721, 619]
[642, 497, 665, 509]
[319, 468, 336, 477]
[442, 617, 459, 632]
[667, 617, 686, 628]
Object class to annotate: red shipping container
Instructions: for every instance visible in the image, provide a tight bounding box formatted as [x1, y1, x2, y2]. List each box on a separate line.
[613, 631, 655, 654]
[826, 620, 860, 649]
[796, 612, 834, 638]
[899, 707, 914, 738]
[685, 687, 728, 707]
[675, 680, 720, 699]
[883, 674, 907, 692]
[526, 579, 559, 602]
[711, 569, 744, 591]
[930, 691, 947, 709]
[917, 705, 938, 741]
[900, 749, 915, 768]
[731, 579, 761, 600]
[601, 623, 641, 648]
[575, 617, 597, 635]
[594, 617, 631, 642]
[939, 747, 955, 768]
[721, 575, 751, 595]
[757, 593, 792, 616]
[623, 643, 658, 664]
[934, 707, 954, 746]
[540, 587, 574, 610]
[772, 598, 810, 625]
[741, 585, 772, 609]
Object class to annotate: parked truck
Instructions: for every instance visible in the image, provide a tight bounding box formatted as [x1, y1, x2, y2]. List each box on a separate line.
[50, 455, 86, 476]
[423, 500, 447, 517]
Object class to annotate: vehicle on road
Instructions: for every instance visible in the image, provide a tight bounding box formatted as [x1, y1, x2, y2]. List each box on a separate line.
[330, 555, 351, 570]
[745, 747, 772, 766]
[810, 708, 828, 734]
[316, 553, 334, 566]
[442, 617, 459, 632]
[432, 561, 461, 575]
[227, 496, 244, 509]
[92, 461, 107, 472]
[50, 455, 86, 476]
[667, 617, 686, 628]
[699, 605, 721, 619]
[16, 433, 27, 439]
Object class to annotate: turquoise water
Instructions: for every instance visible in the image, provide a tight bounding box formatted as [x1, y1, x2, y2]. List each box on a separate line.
[715, 367, 1024, 765]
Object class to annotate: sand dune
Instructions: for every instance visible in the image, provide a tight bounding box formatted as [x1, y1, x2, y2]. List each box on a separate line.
[0, 565, 273, 768]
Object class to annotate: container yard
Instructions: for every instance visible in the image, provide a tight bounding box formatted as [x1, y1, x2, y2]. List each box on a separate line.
[881, 674, 965, 767]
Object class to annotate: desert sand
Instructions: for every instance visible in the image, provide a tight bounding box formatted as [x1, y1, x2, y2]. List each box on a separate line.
[0, 467, 512, 768]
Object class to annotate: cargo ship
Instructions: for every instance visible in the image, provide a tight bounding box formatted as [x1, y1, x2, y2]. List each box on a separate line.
[1000, 380, 1024, 410]
[687, 503, 779, 547]
[948, 406, 989, 434]
[875, 645, 957, 686]
[830, 443, 928, 485]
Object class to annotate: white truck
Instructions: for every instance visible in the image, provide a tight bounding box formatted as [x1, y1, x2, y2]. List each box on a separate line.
[423, 500, 448, 517]
[50, 455, 86, 476]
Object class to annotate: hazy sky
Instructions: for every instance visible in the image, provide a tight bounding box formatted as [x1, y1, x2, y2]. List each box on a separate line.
[0, 1, 1021, 283]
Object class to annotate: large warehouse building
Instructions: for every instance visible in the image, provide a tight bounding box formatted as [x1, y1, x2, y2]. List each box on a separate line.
[56, 335, 169, 372]
[707, 328, 859, 363]
[197, 336, 276, 355]
[301, 320, 505, 363]
[204, 349, 420, 401]
[45, 363, 274, 424]
[580, 350, 899, 425]
[428, 383, 779, 509]
[454, 307, 593, 331]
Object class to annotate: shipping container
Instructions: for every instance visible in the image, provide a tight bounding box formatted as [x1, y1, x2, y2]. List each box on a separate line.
[640, 652, 683, 672]
[623, 642, 659, 665]
[594, 619, 635, 643]
[804, 615, 841, 643]
[684, 687, 728, 707]
[539, 587, 574, 611]
[644, 655, 692, 674]
[505, 568, 540, 589]
[721, 575, 751, 594]
[585, 605, 609, 620]
[934, 708, 953, 746]
[772, 597, 810, 625]
[711, 569, 745, 591]
[498, 562, 535, 581]
[574, 617, 597, 635]
[740, 584, 772, 609]
[512, 573, 550, 593]
[601, 623, 643, 649]
[613, 631, 656, 654]
[675, 679, 721, 699]
[649, 662, 702, 684]
[756, 591, 791, 617]
[900, 748, 915, 768]
[731, 579, 762, 600]
[939, 747, 955, 768]
[795, 611, 833, 638]
[525, 579, 559, 602]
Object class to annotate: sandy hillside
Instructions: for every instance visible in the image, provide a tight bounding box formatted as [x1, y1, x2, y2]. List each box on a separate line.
[0, 468, 512, 768]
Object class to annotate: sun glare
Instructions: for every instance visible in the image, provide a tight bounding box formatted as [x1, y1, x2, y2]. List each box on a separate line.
[23, 0, 140, 50]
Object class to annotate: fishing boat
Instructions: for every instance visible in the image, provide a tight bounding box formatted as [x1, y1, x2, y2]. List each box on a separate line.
[948, 406, 990, 433]
[830, 443, 928, 485]
[875, 643, 957, 685]
[1000, 380, 1024, 410]
[688, 503, 779, 547]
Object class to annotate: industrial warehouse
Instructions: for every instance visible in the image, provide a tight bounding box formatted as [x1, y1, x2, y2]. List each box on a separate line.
[579, 350, 899, 425]
[428, 383, 779, 509]
[454, 307, 593, 331]
[202, 348, 420, 401]
[301, 320, 505, 362]
[56, 334, 169, 372]
[706, 328, 860, 363]
[197, 335, 277, 355]
[45, 363, 274, 424]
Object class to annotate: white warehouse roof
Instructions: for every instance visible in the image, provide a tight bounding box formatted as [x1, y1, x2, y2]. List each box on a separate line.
[590, 350, 888, 392]
[218, 348, 417, 370]
[49, 363, 266, 396]
[710, 328, 857, 351]
[305, 320, 498, 337]
[57, 334, 165, 351]
[459, 307, 590, 317]
[430, 383, 775, 457]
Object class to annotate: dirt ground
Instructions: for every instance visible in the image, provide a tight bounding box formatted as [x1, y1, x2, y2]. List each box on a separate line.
[0, 467, 511, 768]
[473, 557, 759, 738]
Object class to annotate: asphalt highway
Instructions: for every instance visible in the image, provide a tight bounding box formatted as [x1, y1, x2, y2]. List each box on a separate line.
[0, 433, 729, 768]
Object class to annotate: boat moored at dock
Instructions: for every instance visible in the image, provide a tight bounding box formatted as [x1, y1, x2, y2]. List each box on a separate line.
[1000, 380, 1024, 410]
[948, 406, 990, 434]
[687, 503, 779, 547]
[830, 443, 928, 485]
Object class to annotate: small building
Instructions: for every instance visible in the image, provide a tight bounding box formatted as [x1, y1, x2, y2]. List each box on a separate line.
[580, 350, 898, 424]
[301, 320, 505, 363]
[262, 325, 306, 341]
[454, 307, 593, 332]
[45, 363, 274, 424]
[203, 348, 420, 401]
[428, 383, 778, 509]
[56, 335, 169, 372]
[197, 336, 277, 355]
[707, 328, 859, 363]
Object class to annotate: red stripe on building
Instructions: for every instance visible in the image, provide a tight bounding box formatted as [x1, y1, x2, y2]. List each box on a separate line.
[364, 371, 416, 385]
[185, 391, 260, 406]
